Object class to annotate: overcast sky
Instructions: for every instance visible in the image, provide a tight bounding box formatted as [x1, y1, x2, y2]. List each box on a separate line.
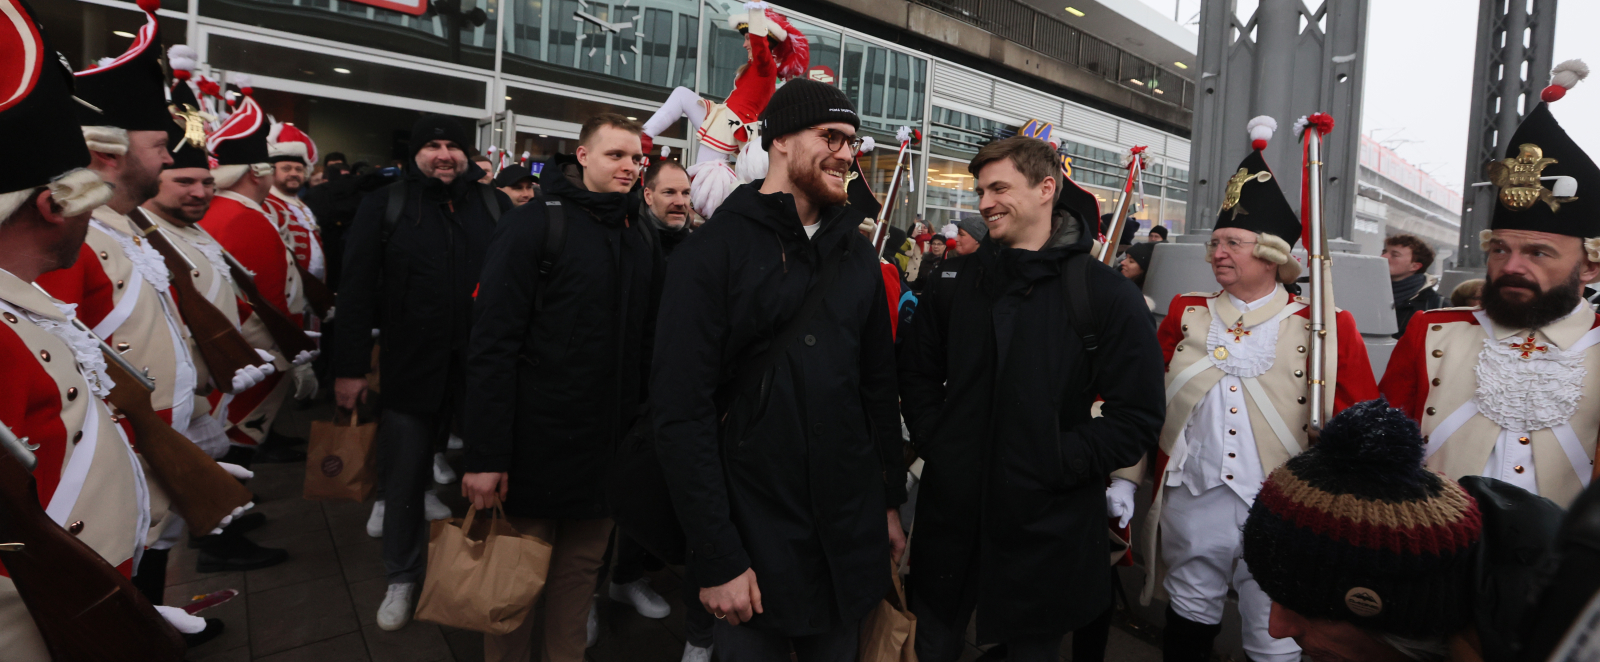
[1131, 0, 1600, 193]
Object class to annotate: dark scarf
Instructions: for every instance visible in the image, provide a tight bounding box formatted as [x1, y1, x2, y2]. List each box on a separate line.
[1392, 271, 1429, 306]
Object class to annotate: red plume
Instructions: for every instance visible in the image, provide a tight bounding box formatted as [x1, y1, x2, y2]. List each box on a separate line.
[137, 0, 160, 12]
[767, 10, 810, 81]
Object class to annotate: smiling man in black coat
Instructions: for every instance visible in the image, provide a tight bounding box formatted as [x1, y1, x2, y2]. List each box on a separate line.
[461, 114, 661, 662]
[652, 80, 906, 661]
[898, 136, 1166, 662]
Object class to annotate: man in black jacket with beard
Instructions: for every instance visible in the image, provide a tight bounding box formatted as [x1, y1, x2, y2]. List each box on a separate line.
[653, 80, 907, 661]
[462, 113, 661, 662]
[333, 114, 511, 632]
[897, 136, 1166, 662]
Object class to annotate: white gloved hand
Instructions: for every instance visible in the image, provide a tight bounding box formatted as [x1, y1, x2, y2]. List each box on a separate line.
[231, 365, 265, 393]
[858, 217, 877, 237]
[1106, 478, 1138, 529]
[292, 349, 319, 366]
[322, 306, 335, 322]
[254, 349, 278, 375]
[745, 4, 767, 37]
[290, 362, 318, 400]
[217, 461, 254, 480]
[303, 330, 322, 339]
[154, 605, 207, 634]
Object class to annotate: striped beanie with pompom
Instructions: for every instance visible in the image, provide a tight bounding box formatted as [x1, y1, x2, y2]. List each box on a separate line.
[1241, 398, 1483, 638]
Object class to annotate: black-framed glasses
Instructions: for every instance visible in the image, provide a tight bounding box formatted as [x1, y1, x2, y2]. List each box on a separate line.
[815, 128, 864, 154]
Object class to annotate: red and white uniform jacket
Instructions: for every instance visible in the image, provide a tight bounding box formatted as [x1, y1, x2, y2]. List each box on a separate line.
[1380, 303, 1600, 507]
[1113, 286, 1379, 605]
[266, 188, 325, 280]
[0, 269, 153, 659]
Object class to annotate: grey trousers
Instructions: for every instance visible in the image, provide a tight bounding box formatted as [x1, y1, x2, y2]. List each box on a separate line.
[713, 617, 861, 662]
[378, 406, 451, 584]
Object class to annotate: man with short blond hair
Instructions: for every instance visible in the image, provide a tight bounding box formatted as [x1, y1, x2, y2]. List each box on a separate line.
[463, 112, 659, 661]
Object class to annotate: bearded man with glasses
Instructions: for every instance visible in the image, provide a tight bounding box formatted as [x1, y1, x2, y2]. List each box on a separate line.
[652, 79, 908, 661]
[1110, 117, 1378, 662]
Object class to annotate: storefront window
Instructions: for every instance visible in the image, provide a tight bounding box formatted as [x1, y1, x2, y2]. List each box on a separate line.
[928, 107, 1002, 158]
[506, 0, 698, 89]
[840, 37, 925, 131]
[926, 156, 977, 212]
[208, 0, 499, 69]
[857, 150, 921, 230]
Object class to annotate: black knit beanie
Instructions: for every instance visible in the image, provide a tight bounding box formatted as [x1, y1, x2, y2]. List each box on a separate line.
[408, 114, 471, 157]
[1124, 241, 1155, 272]
[1242, 399, 1484, 638]
[759, 79, 860, 151]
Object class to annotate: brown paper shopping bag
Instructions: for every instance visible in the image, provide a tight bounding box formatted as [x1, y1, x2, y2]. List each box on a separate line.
[859, 557, 917, 662]
[302, 410, 378, 502]
[414, 504, 554, 635]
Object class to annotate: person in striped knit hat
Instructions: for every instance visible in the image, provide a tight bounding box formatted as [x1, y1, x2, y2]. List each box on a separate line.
[1243, 398, 1499, 662]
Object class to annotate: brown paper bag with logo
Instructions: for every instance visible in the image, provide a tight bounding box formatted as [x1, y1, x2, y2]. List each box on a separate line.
[414, 504, 554, 635]
[859, 557, 917, 662]
[302, 410, 377, 502]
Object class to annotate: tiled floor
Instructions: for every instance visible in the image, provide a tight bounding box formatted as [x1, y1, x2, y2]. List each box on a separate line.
[165, 403, 1165, 661]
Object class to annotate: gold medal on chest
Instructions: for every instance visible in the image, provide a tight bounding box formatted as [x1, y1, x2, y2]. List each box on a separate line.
[1213, 346, 1229, 360]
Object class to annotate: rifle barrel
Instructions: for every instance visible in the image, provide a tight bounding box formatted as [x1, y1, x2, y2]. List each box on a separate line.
[1307, 126, 1329, 428]
[0, 418, 37, 473]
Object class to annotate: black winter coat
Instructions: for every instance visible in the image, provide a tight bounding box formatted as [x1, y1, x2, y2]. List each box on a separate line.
[462, 155, 662, 520]
[898, 208, 1166, 643]
[652, 183, 906, 637]
[333, 162, 511, 416]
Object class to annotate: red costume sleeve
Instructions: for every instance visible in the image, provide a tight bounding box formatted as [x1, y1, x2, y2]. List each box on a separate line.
[0, 327, 69, 513]
[33, 244, 116, 328]
[879, 261, 901, 339]
[724, 33, 778, 123]
[1331, 309, 1379, 414]
[202, 199, 291, 316]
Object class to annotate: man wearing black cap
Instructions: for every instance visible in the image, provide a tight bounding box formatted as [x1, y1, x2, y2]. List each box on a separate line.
[493, 163, 539, 206]
[1112, 117, 1379, 662]
[461, 113, 655, 661]
[1380, 59, 1600, 510]
[336, 113, 511, 632]
[652, 79, 907, 660]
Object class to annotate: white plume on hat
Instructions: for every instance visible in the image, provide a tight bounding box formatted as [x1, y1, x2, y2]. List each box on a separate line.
[1552, 59, 1590, 91]
[168, 44, 198, 75]
[1247, 115, 1277, 150]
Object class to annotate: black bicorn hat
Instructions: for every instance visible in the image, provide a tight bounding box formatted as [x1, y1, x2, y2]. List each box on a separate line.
[1213, 116, 1301, 247]
[72, 0, 172, 132]
[208, 96, 270, 166]
[1486, 60, 1600, 239]
[165, 76, 212, 170]
[2, 0, 94, 192]
[1056, 173, 1103, 237]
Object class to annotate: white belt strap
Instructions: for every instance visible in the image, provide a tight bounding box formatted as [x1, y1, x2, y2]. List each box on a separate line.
[1551, 423, 1594, 489]
[1243, 376, 1304, 457]
[1166, 354, 1216, 404]
[45, 394, 101, 525]
[1425, 401, 1479, 460]
[92, 263, 142, 338]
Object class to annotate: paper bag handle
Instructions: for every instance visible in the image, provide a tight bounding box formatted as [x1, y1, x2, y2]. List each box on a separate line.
[460, 499, 508, 539]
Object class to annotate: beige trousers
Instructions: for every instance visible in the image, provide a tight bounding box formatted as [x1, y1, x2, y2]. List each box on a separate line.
[484, 518, 614, 662]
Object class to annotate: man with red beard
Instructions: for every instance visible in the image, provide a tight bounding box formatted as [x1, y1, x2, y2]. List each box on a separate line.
[1380, 60, 1600, 509]
[652, 80, 907, 660]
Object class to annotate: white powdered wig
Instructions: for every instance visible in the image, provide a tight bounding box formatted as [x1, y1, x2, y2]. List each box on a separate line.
[1203, 231, 1302, 283]
[0, 169, 113, 226]
[82, 125, 130, 155]
[212, 163, 275, 189]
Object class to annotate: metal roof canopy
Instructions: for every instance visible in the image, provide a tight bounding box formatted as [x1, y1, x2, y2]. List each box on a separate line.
[1185, 0, 1368, 243]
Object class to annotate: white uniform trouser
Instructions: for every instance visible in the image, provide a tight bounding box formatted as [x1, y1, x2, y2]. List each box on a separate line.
[642, 86, 729, 166]
[1161, 483, 1301, 662]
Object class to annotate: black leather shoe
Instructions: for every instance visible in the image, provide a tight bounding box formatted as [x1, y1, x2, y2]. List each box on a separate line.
[219, 444, 255, 469]
[196, 535, 288, 572]
[225, 512, 267, 536]
[183, 618, 226, 648]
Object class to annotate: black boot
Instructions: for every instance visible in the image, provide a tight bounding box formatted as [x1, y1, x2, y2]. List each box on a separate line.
[1072, 605, 1115, 662]
[195, 532, 288, 572]
[187, 512, 268, 549]
[1163, 606, 1223, 662]
[131, 548, 169, 606]
[219, 444, 255, 469]
[184, 618, 227, 648]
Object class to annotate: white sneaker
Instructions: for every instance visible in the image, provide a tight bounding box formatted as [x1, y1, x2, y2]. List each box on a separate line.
[432, 452, 457, 484]
[376, 582, 415, 631]
[681, 643, 713, 662]
[447, 434, 464, 450]
[367, 500, 385, 538]
[586, 601, 599, 648]
[423, 491, 451, 521]
[609, 578, 671, 619]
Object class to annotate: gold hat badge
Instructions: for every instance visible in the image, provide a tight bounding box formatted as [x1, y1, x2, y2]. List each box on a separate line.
[1221, 168, 1272, 220]
[169, 103, 215, 152]
[1487, 143, 1577, 212]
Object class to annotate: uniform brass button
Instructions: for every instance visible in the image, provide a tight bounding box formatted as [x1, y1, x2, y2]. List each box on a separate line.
[1229, 407, 1238, 414]
[1, 312, 13, 324]
[1514, 465, 1525, 474]
[192, 270, 201, 278]
[1426, 407, 1437, 416]
[1519, 436, 1530, 445]
[38, 350, 49, 362]
[1227, 453, 1236, 458]
[1176, 345, 1184, 351]
[1182, 324, 1189, 331]
[1432, 349, 1444, 358]
[1431, 378, 1441, 386]
[116, 342, 130, 352]
[1229, 385, 1238, 392]
[1297, 396, 1306, 404]
[73, 430, 83, 443]
[1294, 369, 1304, 378]
[1187, 307, 1195, 313]
[68, 520, 84, 535]
[1228, 429, 1237, 435]
[99, 251, 109, 260]
[1225, 474, 1233, 480]
[116, 280, 125, 289]
[66, 387, 77, 401]
[1297, 346, 1306, 353]
[1431, 325, 1442, 331]
[1304, 323, 1311, 330]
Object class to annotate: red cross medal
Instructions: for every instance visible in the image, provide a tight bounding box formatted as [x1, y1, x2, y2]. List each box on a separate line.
[1226, 320, 1252, 343]
[1508, 335, 1548, 359]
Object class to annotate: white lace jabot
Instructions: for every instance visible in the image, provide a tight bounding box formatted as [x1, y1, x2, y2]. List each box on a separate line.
[1205, 292, 1279, 378]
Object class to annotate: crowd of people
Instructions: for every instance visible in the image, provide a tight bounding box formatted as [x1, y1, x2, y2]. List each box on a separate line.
[11, 2, 1600, 662]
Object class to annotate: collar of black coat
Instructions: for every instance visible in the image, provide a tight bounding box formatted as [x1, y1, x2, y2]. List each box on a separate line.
[534, 153, 631, 226]
[718, 181, 853, 248]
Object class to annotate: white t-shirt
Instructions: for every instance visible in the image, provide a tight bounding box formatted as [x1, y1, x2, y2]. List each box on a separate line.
[803, 223, 820, 239]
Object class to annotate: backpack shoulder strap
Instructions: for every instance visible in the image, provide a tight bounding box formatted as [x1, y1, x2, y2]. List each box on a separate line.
[382, 181, 406, 247]
[479, 183, 502, 223]
[534, 199, 567, 312]
[1063, 252, 1100, 355]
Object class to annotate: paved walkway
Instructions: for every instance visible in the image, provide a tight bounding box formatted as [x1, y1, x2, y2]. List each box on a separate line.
[166, 403, 1168, 661]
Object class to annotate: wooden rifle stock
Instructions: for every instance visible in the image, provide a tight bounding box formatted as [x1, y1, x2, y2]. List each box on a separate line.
[223, 253, 317, 359]
[0, 419, 187, 662]
[295, 264, 335, 320]
[94, 342, 255, 535]
[126, 211, 271, 393]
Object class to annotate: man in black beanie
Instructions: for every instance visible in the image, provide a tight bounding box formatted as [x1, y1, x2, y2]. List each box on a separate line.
[333, 113, 511, 631]
[653, 79, 908, 661]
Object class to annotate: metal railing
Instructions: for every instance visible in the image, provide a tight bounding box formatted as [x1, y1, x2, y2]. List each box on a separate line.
[911, 0, 1193, 110]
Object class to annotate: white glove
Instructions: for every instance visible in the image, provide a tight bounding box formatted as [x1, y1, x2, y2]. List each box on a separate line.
[745, 7, 767, 37]
[859, 217, 877, 237]
[230, 365, 265, 393]
[290, 362, 318, 400]
[217, 461, 254, 480]
[322, 306, 335, 321]
[154, 605, 207, 634]
[254, 349, 278, 375]
[292, 349, 319, 366]
[303, 330, 322, 339]
[1106, 478, 1137, 529]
